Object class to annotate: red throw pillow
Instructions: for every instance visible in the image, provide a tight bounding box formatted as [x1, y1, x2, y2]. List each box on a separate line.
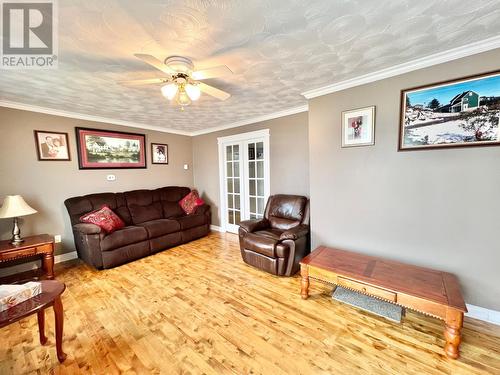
[80, 205, 125, 234]
[179, 190, 204, 215]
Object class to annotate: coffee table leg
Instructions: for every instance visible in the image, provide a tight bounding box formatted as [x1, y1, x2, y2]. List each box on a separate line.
[444, 309, 463, 359]
[37, 309, 47, 345]
[300, 265, 309, 299]
[42, 253, 55, 280]
[53, 296, 67, 363]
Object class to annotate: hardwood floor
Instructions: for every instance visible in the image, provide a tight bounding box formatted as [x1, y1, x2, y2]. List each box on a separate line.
[1, 232, 499, 374]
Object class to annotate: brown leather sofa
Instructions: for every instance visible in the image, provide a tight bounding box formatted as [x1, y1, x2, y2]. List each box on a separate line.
[64, 186, 210, 269]
[238, 194, 310, 276]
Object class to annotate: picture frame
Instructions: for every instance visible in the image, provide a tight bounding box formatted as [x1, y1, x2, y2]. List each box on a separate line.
[341, 106, 376, 147]
[399, 70, 500, 151]
[34, 130, 71, 161]
[151, 143, 169, 164]
[75, 127, 146, 169]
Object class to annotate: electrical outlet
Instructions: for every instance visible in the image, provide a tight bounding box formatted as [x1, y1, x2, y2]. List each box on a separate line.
[54, 235, 62, 243]
[106, 174, 116, 181]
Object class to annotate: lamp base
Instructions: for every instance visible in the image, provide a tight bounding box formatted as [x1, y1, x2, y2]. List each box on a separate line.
[10, 217, 24, 245]
[10, 238, 25, 245]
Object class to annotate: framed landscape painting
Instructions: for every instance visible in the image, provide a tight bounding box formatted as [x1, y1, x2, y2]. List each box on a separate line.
[399, 70, 500, 151]
[75, 127, 146, 169]
[34, 130, 71, 161]
[341, 106, 375, 147]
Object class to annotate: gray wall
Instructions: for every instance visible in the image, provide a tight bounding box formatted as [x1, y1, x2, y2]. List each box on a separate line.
[308, 48, 500, 310]
[193, 112, 309, 226]
[0, 107, 193, 260]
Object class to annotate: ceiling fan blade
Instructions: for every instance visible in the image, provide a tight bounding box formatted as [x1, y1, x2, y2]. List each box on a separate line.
[192, 65, 233, 80]
[119, 78, 167, 86]
[134, 53, 176, 75]
[198, 82, 231, 101]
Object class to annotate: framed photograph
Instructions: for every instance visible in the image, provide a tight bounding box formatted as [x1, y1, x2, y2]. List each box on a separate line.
[75, 127, 146, 169]
[341, 106, 375, 147]
[34, 130, 71, 161]
[151, 143, 168, 164]
[399, 70, 500, 151]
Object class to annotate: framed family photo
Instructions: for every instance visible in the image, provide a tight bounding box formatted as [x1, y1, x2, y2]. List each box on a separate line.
[34, 130, 71, 161]
[75, 127, 146, 169]
[341, 106, 375, 147]
[151, 143, 169, 164]
[399, 70, 500, 151]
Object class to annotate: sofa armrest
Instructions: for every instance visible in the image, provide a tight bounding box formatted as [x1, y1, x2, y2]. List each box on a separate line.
[280, 224, 309, 241]
[73, 223, 102, 235]
[239, 219, 270, 233]
[194, 203, 210, 215]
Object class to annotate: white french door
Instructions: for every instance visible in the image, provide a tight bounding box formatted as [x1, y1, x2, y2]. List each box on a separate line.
[218, 130, 270, 233]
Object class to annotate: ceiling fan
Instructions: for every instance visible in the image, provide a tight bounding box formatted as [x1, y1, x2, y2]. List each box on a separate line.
[121, 54, 232, 109]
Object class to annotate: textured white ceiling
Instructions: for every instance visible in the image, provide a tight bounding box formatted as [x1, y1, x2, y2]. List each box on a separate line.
[1, 0, 500, 133]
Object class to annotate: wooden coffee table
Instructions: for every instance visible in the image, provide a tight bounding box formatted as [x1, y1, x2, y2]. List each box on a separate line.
[300, 246, 467, 359]
[0, 280, 67, 362]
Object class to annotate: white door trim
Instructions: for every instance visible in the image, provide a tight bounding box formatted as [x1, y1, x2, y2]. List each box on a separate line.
[217, 129, 270, 233]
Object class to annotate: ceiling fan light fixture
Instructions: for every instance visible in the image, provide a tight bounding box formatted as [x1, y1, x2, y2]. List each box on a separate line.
[177, 88, 192, 107]
[161, 83, 178, 100]
[185, 83, 201, 101]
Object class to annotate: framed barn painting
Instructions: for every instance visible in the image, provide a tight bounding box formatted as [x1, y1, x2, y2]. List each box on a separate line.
[75, 127, 146, 169]
[399, 70, 500, 151]
[34, 130, 71, 161]
[341, 106, 376, 147]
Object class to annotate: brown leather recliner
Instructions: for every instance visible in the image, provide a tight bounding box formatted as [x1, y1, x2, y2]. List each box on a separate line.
[238, 194, 310, 276]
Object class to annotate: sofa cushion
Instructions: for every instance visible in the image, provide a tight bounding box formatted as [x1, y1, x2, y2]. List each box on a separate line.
[128, 203, 163, 224]
[138, 219, 180, 238]
[242, 229, 288, 258]
[267, 195, 308, 230]
[176, 214, 206, 230]
[101, 226, 148, 251]
[65, 192, 131, 226]
[161, 201, 186, 218]
[79, 205, 125, 234]
[156, 186, 191, 202]
[243, 232, 277, 257]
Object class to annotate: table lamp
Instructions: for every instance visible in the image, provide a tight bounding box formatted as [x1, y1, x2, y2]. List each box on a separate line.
[0, 195, 37, 245]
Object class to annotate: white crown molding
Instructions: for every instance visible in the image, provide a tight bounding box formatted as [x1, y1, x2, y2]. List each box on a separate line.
[0, 100, 192, 136]
[302, 35, 500, 99]
[190, 105, 308, 136]
[0, 99, 307, 137]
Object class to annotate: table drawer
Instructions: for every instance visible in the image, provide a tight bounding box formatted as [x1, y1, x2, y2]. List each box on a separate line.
[337, 276, 397, 302]
[4, 246, 38, 258]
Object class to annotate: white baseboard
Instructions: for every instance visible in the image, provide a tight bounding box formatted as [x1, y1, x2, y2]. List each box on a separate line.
[466, 304, 500, 326]
[0, 251, 78, 278]
[210, 225, 223, 232]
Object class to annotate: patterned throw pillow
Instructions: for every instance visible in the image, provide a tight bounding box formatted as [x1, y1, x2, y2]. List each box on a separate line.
[80, 205, 125, 234]
[179, 190, 205, 215]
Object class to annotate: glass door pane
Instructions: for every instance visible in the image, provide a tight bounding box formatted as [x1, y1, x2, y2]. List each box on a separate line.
[247, 141, 266, 219]
[225, 143, 242, 232]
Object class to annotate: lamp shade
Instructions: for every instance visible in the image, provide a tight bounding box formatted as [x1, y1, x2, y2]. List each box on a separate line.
[0, 195, 37, 218]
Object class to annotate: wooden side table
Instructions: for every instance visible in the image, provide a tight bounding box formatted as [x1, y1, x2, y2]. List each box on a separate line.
[0, 234, 55, 280]
[0, 280, 67, 362]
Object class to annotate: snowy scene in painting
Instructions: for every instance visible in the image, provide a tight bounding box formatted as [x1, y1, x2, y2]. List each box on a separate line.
[402, 73, 500, 148]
